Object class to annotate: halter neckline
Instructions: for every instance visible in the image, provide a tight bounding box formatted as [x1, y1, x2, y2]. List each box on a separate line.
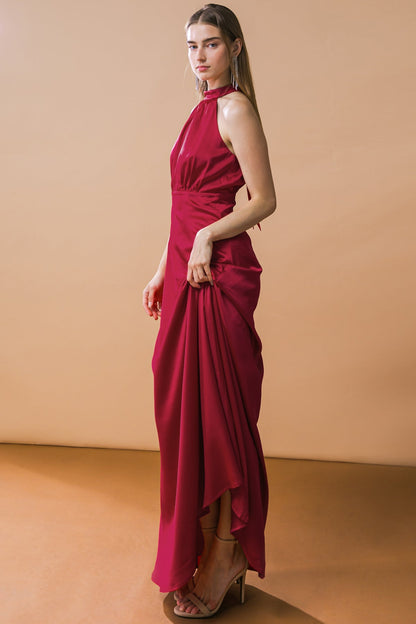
[203, 83, 237, 100]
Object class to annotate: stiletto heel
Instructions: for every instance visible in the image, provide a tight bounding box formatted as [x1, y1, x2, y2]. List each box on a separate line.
[173, 533, 248, 618]
[237, 570, 247, 604]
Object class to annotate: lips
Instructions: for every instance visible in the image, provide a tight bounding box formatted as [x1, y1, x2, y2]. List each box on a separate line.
[197, 66, 209, 70]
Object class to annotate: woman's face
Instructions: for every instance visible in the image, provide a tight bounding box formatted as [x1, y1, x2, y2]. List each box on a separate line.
[186, 23, 232, 88]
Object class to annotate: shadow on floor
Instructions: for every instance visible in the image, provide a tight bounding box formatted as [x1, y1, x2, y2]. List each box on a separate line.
[162, 584, 324, 622]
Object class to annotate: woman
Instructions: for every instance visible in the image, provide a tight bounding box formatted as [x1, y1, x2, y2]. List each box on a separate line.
[142, 3, 276, 618]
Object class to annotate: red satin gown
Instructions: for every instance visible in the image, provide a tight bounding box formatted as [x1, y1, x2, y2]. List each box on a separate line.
[151, 83, 269, 592]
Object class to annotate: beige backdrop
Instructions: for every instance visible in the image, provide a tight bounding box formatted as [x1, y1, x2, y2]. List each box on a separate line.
[1, 1, 415, 465]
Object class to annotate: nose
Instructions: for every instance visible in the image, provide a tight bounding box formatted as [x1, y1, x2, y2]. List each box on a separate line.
[196, 46, 206, 62]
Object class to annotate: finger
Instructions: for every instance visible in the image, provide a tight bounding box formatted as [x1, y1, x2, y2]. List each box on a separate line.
[194, 267, 203, 285]
[188, 275, 200, 289]
[189, 276, 201, 288]
[148, 291, 159, 318]
[142, 289, 153, 315]
[195, 265, 208, 283]
[187, 264, 200, 288]
[152, 300, 162, 320]
[204, 264, 213, 286]
[154, 302, 161, 320]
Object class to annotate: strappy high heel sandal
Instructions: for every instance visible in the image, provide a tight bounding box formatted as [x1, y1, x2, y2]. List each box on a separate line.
[174, 526, 217, 604]
[173, 533, 248, 618]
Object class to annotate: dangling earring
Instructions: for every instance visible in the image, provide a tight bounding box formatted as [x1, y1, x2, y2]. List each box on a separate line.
[195, 75, 199, 90]
[231, 56, 239, 89]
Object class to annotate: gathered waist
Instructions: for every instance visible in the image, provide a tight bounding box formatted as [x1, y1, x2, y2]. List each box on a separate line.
[172, 188, 237, 203]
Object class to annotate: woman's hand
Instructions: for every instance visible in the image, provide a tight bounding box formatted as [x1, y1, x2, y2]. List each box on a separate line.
[187, 229, 214, 289]
[143, 271, 164, 320]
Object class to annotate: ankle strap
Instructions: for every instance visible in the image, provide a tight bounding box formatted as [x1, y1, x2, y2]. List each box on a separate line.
[201, 525, 217, 532]
[215, 532, 238, 543]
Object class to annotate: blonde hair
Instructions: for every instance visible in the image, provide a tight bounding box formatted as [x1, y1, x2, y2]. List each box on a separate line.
[185, 3, 261, 124]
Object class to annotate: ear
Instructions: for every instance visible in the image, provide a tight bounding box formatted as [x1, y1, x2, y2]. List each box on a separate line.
[232, 37, 242, 57]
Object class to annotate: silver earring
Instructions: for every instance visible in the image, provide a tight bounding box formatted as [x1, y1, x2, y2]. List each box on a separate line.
[195, 75, 199, 90]
[231, 56, 239, 89]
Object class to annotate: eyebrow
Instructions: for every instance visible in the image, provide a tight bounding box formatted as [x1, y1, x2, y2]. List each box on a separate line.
[186, 37, 221, 44]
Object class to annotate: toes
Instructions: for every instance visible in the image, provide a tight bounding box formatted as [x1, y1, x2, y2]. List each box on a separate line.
[186, 604, 198, 614]
[180, 599, 194, 614]
[177, 596, 189, 607]
[174, 590, 184, 605]
[174, 579, 195, 606]
[179, 599, 191, 612]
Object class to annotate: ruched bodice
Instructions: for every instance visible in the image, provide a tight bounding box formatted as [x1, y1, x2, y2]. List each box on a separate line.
[170, 84, 245, 196]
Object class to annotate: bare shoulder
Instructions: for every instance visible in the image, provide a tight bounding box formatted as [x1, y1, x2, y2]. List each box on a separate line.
[217, 90, 262, 153]
[219, 90, 258, 123]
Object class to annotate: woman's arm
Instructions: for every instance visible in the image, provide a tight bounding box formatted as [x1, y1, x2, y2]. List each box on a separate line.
[155, 239, 169, 277]
[142, 238, 169, 320]
[208, 94, 277, 237]
[187, 95, 277, 288]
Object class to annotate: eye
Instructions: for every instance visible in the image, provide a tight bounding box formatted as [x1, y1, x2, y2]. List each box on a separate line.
[208, 43, 217, 48]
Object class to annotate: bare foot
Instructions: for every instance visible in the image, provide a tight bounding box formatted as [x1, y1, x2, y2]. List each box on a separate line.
[177, 535, 247, 615]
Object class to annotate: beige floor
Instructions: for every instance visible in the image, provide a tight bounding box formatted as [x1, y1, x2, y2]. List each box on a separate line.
[0, 444, 415, 624]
